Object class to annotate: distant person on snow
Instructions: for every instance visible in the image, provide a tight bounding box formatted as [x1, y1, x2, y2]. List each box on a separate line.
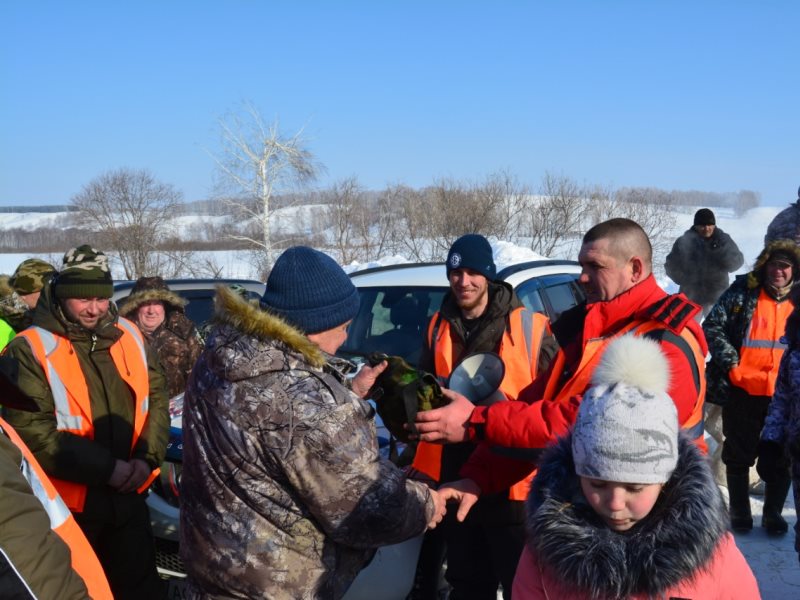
[765, 185, 800, 246]
[665, 208, 744, 318]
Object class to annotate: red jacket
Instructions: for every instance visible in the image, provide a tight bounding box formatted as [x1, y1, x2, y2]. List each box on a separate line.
[461, 275, 708, 493]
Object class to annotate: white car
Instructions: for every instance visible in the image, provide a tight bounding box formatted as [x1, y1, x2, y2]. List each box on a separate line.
[340, 259, 584, 368]
[339, 259, 584, 599]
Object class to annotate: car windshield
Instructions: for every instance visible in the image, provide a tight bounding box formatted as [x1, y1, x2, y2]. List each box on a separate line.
[340, 286, 447, 367]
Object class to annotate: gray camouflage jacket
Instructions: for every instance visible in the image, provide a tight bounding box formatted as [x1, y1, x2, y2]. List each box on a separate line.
[180, 286, 435, 599]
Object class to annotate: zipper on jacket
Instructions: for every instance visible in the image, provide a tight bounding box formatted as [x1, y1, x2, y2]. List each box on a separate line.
[91, 334, 97, 352]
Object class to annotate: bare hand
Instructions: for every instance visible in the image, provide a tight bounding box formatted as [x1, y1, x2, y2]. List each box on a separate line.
[426, 488, 447, 529]
[439, 478, 481, 522]
[351, 360, 388, 399]
[117, 459, 152, 494]
[413, 388, 474, 443]
[107, 459, 134, 490]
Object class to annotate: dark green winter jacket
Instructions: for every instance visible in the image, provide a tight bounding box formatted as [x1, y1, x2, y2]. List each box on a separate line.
[1, 281, 169, 517]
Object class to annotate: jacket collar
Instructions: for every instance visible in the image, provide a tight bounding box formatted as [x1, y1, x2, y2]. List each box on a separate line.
[212, 285, 327, 368]
[526, 434, 728, 598]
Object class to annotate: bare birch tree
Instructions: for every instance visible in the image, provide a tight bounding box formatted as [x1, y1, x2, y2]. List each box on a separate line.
[70, 168, 184, 279]
[209, 102, 322, 276]
[528, 172, 589, 257]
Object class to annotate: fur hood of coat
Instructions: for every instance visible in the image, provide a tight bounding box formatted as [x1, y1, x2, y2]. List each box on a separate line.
[209, 284, 327, 369]
[118, 287, 187, 318]
[747, 239, 800, 290]
[525, 434, 728, 599]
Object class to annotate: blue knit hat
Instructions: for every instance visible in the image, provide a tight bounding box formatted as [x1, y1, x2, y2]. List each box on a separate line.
[262, 247, 360, 334]
[446, 234, 496, 281]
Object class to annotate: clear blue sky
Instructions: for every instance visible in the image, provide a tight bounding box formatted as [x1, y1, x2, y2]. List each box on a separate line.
[1, 1, 797, 207]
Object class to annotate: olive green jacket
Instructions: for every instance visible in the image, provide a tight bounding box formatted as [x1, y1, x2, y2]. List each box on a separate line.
[1, 282, 169, 513]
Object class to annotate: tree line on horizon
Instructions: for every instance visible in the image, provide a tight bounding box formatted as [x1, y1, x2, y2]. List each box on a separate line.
[0, 103, 761, 280]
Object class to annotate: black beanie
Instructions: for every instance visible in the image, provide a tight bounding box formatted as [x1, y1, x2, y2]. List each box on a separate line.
[261, 246, 360, 334]
[54, 245, 113, 299]
[693, 208, 716, 226]
[446, 234, 496, 280]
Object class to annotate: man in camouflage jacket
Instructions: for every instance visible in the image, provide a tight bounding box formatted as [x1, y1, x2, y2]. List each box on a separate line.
[180, 247, 445, 600]
[765, 186, 800, 246]
[119, 276, 203, 398]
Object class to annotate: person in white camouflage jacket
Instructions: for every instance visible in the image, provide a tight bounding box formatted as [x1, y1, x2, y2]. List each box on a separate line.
[180, 246, 446, 600]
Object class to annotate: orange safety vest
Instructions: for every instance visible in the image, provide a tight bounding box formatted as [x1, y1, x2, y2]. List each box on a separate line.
[0, 416, 113, 600]
[735, 289, 793, 397]
[413, 307, 549, 500]
[542, 319, 707, 449]
[15, 318, 158, 512]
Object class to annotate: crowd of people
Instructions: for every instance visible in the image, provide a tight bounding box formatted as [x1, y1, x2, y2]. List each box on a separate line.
[0, 187, 799, 599]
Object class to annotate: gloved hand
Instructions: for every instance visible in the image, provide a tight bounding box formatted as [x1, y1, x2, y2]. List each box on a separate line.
[756, 440, 788, 483]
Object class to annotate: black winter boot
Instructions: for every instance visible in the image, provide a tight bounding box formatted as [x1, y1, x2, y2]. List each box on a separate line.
[726, 470, 753, 532]
[762, 476, 791, 535]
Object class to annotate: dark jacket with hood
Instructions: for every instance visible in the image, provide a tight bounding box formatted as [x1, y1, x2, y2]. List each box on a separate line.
[513, 435, 759, 599]
[119, 284, 203, 397]
[180, 287, 435, 600]
[418, 280, 558, 482]
[1, 281, 170, 518]
[664, 225, 744, 307]
[703, 240, 800, 405]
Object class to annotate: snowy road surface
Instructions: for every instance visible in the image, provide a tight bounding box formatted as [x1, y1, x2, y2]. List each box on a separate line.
[736, 491, 799, 599]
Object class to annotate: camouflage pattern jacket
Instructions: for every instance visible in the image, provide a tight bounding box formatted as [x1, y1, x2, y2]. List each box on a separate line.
[180, 287, 435, 599]
[140, 310, 202, 398]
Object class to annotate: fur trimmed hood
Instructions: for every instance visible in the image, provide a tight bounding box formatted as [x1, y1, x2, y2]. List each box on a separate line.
[209, 284, 326, 369]
[525, 434, 728, 599]
[747, 239, 800, 289]
[118, 287, 187, 317]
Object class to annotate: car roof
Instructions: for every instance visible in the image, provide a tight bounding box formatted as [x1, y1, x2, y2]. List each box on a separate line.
[111, 278, 265, 301]
[348, 259, 581, 288]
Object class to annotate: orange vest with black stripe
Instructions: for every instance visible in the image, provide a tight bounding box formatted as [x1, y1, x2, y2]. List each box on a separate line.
[0, 416, 113, 600]
[734, 289, 793, 397]
[413, 306, 550, 500]
[15, 318, 158, 512]
[541, 319, 707, 449]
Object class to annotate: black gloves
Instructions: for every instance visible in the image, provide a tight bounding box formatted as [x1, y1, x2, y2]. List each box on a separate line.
[756, 440, 789, 483]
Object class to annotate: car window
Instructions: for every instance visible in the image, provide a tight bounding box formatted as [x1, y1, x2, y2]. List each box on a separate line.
[340, 286, 447, 366]
[513, 283, 546, 315]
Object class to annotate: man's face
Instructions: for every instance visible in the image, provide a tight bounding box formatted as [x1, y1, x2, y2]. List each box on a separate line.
[693, 224, 715, 239]
[61, 297, 110, 330]
[448, 268, 490, 317]
[135, 300, 166, 335]
[766, 259, 793, 289]
[578, 238, 635, 303]
[18, 291, 41, 310]
[307, 320, 351, 355]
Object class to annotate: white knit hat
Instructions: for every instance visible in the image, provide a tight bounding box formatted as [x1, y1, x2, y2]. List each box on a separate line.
[572, 335, 678, 484]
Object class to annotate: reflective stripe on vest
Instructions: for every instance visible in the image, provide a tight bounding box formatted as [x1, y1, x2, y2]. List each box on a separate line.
[16, 318, 153, 512]
[412, 307, 549, 501]
[735, 289, 793, 397]
[0, 417, 113, 600]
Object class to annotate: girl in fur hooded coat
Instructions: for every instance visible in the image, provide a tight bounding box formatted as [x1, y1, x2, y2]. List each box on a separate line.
[513, 335, 759, 599]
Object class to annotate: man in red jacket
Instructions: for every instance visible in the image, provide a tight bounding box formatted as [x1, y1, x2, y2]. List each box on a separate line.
[415, 218, 708, 518]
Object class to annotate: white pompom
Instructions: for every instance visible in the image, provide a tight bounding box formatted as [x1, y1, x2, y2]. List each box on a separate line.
[590, 334, 670, 396]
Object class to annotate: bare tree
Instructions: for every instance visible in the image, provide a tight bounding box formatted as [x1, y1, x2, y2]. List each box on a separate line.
[209, 102, 322, 276]
[70, 168, 185, 279]
[528, 172, 589, 257]
[324, 177, 368, 265]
